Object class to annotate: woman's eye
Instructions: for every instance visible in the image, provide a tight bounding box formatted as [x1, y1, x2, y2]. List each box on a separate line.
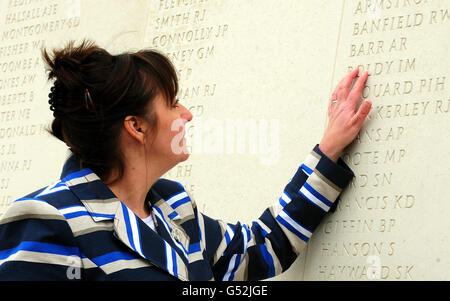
[173, 99, 180, 108]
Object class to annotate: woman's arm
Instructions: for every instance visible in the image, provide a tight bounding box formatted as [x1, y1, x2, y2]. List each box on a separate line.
[0, 197, 82, 280]
[201, 67, 371, 280]
[199, 145, 353, 280]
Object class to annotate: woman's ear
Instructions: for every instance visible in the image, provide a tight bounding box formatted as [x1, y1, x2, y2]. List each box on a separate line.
[123, 116, 146, 144]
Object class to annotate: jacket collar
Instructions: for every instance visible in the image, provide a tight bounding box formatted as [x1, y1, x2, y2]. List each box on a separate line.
[60, 155, 190, 281]
[60, 155, 187, 222]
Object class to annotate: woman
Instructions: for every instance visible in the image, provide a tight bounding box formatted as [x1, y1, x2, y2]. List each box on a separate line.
[0, 40, 371, 281]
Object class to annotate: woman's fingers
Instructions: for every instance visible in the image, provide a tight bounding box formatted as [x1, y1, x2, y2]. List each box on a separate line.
[351, 99, 372, 128]
[348, 70, 369, 107]
[332, 67, 359, 101]
[340, 67, 360, 96]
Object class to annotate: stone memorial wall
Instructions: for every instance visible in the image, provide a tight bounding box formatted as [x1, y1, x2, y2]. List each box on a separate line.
[0, 0, 448, 280]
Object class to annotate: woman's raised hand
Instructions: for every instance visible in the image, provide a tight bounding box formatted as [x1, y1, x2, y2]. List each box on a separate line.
[319, 67, 372, 162]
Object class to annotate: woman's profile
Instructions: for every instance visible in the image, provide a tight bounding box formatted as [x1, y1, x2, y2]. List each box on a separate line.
[0, 39, 371, 281]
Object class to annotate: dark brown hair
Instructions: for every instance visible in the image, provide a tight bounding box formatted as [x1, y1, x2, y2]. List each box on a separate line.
[41, 39, 179, 183]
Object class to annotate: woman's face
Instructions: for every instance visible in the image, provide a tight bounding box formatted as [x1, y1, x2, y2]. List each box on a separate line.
[145, 93, 193, 169]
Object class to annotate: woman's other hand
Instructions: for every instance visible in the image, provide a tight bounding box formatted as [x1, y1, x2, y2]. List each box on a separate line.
[319, 67, 372, 162]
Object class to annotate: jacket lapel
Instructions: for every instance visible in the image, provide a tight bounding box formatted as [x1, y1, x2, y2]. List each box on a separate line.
[149, 186, 192, 260]
[149, 181, 212, 279]
[149, 183, 199, 256]
[113, 201, 189, 281]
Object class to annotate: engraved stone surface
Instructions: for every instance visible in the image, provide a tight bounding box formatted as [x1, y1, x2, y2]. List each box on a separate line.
[303, 0, 450, 281]
[0, 0, 448, 280]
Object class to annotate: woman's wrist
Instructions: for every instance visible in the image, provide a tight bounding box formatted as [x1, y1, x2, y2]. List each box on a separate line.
[318, 141, 341, 163]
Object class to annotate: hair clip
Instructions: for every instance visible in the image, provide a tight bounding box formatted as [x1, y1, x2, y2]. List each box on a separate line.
[48, 80, 66, 117]
[84, 88, 95, 112]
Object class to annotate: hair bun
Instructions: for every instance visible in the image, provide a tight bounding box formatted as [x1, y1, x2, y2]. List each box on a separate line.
[41, 39, 100, 90]
[42, 39, 113, 121]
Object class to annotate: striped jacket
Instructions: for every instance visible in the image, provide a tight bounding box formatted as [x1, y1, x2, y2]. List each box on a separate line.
[0, 145, 353, 281]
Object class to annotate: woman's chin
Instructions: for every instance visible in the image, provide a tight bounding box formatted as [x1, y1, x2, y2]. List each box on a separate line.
[179, 150, 190, 162]
[173, 145, 190, 163]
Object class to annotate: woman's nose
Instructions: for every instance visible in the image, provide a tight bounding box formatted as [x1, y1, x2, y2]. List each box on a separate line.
[181, 104, 193, 122]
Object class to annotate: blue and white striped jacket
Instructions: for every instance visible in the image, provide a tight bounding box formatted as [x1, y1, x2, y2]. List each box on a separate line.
[0, 145, 353, 281]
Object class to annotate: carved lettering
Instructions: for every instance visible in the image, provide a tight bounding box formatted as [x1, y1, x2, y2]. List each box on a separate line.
[350, 172, 392, 188]
[323, 218, 396, 234]
[343, 148, 406, 165]
[355, 126, 405, 144]
[354, 0, 431, 15]
[318, 264, 413, 280]
[158, 0, 209, 10]
[320, 241, 396, 257]
[338, 194, 415, 211]
[352, 13, 424, 36]
[349, 37, 407, 57]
